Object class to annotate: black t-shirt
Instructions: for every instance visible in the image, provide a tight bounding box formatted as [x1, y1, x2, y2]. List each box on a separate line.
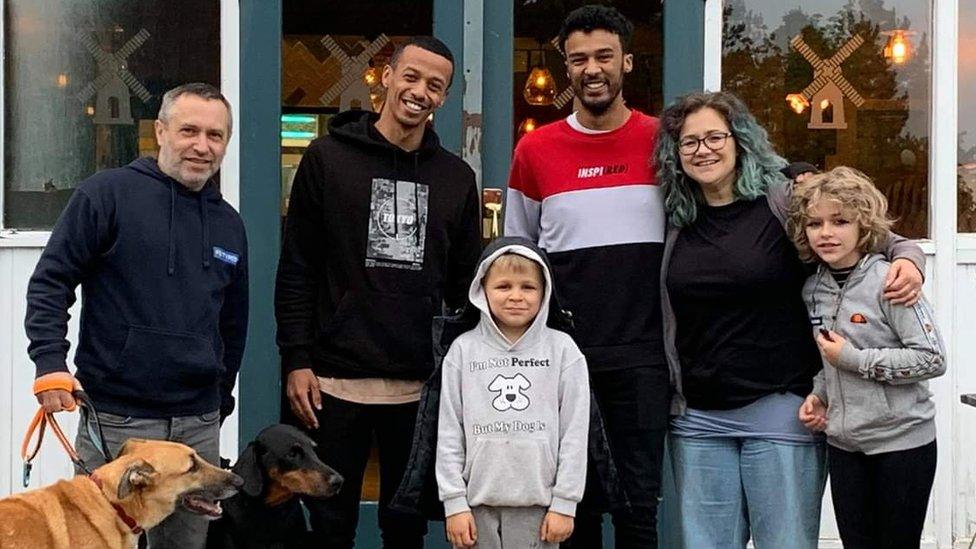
[667, 196, 821, 410]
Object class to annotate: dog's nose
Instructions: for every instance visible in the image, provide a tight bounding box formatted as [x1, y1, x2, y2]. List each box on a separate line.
[506, 394, 516, 402]
[329, 474, 344, 493]
[229, 473, 244, 488]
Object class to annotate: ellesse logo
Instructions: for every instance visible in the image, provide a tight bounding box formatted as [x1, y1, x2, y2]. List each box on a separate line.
[850, 313, 868, 324]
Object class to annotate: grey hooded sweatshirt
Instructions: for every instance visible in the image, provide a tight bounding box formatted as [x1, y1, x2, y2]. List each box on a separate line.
[436, 244, 589, 518]
[804, 253, 946, 455]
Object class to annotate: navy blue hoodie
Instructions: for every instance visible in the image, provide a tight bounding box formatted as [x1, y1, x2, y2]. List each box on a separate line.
[25, 157, 249, 419]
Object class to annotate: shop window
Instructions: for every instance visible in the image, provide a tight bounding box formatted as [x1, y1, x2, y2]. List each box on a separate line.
[723, 0, 932, 238]
[2, 0, 220, 230]
[281, 0, 434, 502]
[960, 0, 976, 231]
[512, 0, 663, 143]
[281, 1, 433, 228]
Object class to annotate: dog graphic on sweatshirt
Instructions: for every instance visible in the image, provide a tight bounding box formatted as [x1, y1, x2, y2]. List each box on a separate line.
[488, 374, 531, 411]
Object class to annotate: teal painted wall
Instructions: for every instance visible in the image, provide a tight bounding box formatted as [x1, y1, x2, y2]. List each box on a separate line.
[238, 0, 282, 446]
[663, 0, 706, 106]
[434, 0, 464, 156]
[481, 1, 514, 192]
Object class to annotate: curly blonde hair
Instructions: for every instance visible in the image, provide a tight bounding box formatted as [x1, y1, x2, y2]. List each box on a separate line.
[787, 166, 894, 263]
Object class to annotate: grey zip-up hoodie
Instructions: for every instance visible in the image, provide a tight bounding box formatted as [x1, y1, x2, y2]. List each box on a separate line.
[804, 253, 946, 454]
[436, 244, 590, 517]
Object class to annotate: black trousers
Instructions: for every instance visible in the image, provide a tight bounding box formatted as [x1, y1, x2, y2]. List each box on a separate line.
[828, 440, 937, 549]
[294, 393, 427, 549]
[563, 366, 671, 549]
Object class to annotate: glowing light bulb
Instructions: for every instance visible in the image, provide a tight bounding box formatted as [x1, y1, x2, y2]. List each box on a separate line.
[786, 93, 809, 114]
[884, 30, 911, 64]
[523, 67, 556, 106]
[518, 117, 538, 136]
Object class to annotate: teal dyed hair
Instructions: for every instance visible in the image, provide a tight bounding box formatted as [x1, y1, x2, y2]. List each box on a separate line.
[655, 91, 788, 227]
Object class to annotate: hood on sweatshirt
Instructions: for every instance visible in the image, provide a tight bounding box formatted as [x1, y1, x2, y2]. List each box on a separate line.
[128, 157, 223, 276]
[328, 110, 442, 157]
[466, 237, 554, 352]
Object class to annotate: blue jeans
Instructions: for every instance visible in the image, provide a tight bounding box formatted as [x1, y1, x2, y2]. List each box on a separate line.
[668, 434, 826, 549]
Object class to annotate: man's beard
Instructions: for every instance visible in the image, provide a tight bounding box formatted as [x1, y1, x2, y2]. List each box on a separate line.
[573, 74, 624, 116]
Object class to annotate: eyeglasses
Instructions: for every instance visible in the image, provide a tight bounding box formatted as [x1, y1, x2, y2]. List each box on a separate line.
[678, 132, 733, 156]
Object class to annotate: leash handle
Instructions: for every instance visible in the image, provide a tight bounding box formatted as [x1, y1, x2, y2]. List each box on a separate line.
[20, 391, 103, 487]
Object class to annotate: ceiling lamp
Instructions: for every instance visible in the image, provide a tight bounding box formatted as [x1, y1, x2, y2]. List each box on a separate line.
[785, 93, 809, 114]
[883, 30, 911, 64]
[523, 66, 556, 106]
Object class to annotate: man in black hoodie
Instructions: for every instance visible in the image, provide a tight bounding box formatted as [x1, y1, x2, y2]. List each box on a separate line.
[25, 83, 248, 549]
[275, 36, 481, 548]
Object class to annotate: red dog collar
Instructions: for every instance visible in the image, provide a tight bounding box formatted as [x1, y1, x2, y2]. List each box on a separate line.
[89, 474, 144, 535]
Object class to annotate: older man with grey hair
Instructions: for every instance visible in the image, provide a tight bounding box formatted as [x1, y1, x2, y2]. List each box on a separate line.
[25, 82, 247, 548]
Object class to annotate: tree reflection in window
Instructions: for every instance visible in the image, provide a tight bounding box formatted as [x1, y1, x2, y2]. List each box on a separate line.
[722, 0, 931, 238]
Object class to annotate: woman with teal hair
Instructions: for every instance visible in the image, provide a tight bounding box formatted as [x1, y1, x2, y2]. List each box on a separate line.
[655, 91, 925, 548]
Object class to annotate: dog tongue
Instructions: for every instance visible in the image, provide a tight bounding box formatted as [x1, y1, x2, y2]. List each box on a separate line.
[184, 495, 222, 517]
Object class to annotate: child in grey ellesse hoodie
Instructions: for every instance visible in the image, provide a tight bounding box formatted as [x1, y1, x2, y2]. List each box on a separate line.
[788, 167, 946, 547]
[436, 241, 589, 549]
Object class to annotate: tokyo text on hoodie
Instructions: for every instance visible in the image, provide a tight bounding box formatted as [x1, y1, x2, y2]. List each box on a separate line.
[435, 241, 589, 517]
[275, 110, 481, 380]
[26, 157, 249, 419]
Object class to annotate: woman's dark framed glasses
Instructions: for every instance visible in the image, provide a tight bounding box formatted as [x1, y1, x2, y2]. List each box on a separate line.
[678, 132, 733, 156]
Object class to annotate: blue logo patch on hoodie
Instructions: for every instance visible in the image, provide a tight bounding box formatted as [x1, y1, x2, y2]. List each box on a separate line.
[213, 246, 240, 266]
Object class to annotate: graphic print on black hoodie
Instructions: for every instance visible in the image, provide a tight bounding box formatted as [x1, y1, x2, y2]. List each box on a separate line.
[275, 110, 482, 381]
[366, 178, 429, 270]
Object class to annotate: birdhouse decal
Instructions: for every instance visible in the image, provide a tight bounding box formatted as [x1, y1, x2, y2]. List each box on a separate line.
[788, 34, 865, 130]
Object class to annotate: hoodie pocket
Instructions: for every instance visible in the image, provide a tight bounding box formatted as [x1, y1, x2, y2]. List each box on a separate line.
[845, 377, 894, 440]
[464, 437, 556, 508]
[116, 326, 220, 403]
[322, 291, 434, 374]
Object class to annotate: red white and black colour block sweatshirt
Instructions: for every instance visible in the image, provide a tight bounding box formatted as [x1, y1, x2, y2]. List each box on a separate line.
[505, 110, 665, 372]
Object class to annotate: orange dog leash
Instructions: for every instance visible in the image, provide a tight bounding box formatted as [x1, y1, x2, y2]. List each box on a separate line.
[21, 379, 111, 487]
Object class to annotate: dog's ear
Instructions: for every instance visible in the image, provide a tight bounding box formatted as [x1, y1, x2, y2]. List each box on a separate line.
[515, 373, 531, 390]
[234, 441, 264, 498]
[488, 375, 504, 392]
[117, 460, 158, 499]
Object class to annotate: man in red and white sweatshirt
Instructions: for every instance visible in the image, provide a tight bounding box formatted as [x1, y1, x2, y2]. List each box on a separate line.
[504, 6, 668, 548]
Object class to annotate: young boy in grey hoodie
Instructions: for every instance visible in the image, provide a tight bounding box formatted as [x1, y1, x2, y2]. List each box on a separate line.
[436, 240, 589, 549]
[788, 167, 946, 548]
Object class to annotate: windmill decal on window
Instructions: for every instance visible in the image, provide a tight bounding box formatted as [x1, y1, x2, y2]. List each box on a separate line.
[787, 34, 865, 130]
[320, 34, 390, 111]
[550, 37, 575, 110]
[76, 29, 152, 126]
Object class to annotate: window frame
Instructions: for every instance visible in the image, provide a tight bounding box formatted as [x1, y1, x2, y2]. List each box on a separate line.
[0, 0, 241, 245]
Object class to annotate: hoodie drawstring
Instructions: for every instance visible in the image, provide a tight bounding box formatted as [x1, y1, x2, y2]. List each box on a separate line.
[413, 154, 421, 246]
[167, 180, 213, 275]
[200, 195, 211, 269]
[167, 182, 176, 276]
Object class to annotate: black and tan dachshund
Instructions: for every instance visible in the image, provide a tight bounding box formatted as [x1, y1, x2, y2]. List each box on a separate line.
[207, 424, 343, 548]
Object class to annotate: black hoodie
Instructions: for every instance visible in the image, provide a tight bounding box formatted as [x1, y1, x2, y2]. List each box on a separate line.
[25, 157, 249, 419]
[275, 110, 481, 380]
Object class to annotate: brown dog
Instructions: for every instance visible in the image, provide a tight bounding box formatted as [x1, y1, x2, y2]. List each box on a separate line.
[0, 438, 242, 549]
